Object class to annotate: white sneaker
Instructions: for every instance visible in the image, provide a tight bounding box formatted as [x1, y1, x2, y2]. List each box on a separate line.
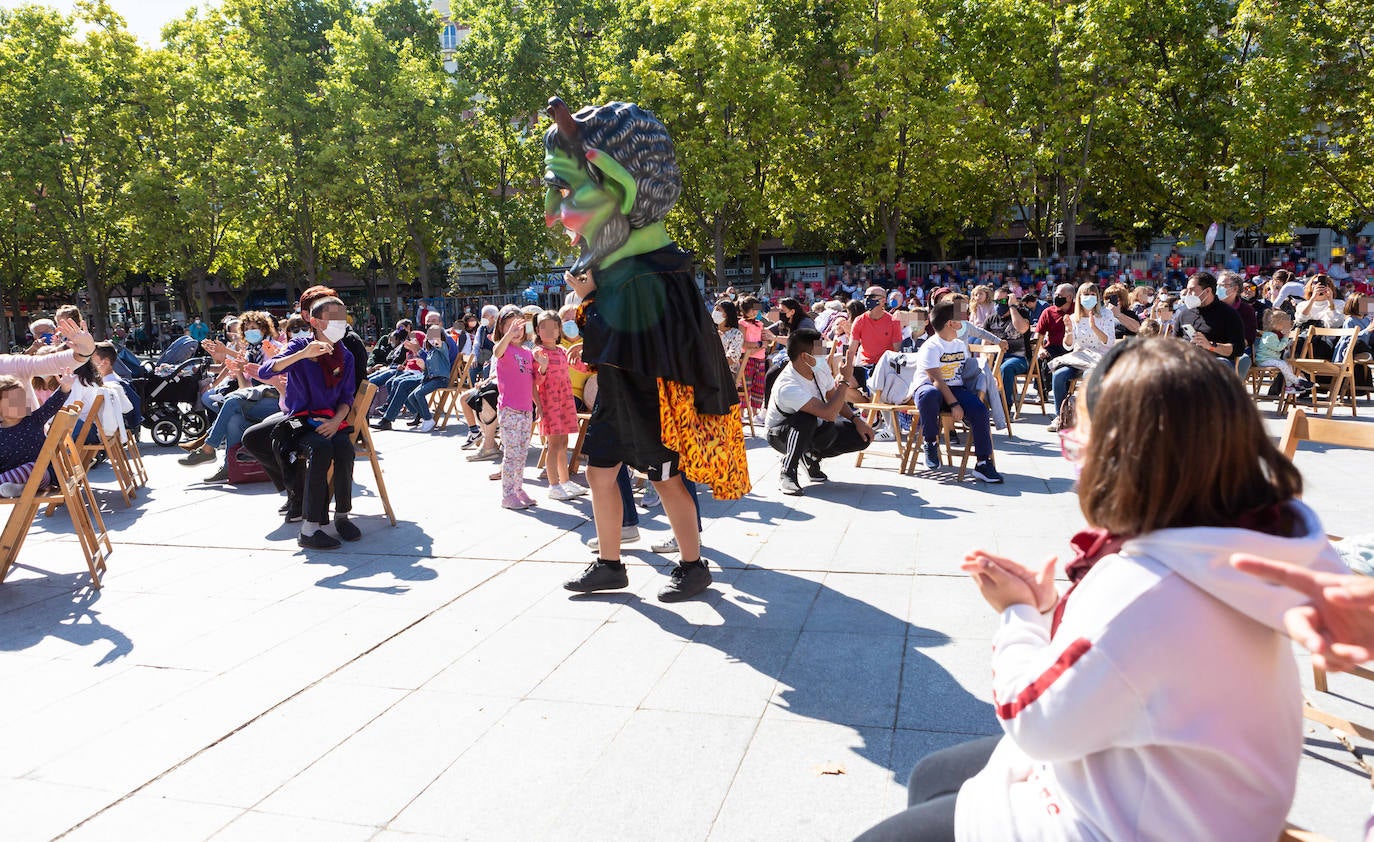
[417, 419, 435, 433]
[650, 536, 680, 554]
[874, 427, 895, 442]
[587, 525, 640, 553]
[0, 481, 24, 498]
[559, 482, 587, 498]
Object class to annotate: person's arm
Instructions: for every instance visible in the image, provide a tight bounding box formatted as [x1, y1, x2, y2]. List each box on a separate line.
[1111, 304, 1139, 332]
[1009, 307, 1030, 335]
[1062, 315, 1077, 349]
[263, 340, 331, 375]
[493, 320, 523, 359]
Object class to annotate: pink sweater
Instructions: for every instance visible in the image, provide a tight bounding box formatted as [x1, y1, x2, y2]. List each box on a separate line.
[0, 350, 82, 410]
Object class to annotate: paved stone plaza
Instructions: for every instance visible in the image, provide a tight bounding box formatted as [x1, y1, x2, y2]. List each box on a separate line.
[0, 412, 1368, 841]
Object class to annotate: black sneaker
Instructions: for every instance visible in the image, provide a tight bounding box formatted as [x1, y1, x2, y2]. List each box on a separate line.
[284, 504, 303, 524]
[972, 460, 1004, 484]
[924, 441, 940, 470]
[563, 560, 629, 593]
[658, 560, 712, 603]
[372, 419, 393, 431]
[779, 473, 803, 496]
[204, 465, 230, 483]
[804, 456, 828, 482]
[298, 530, 341, 550]
[334, 518, 362, 542]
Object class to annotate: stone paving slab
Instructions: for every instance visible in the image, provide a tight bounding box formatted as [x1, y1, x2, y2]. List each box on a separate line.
[0, 409, 1368, 840]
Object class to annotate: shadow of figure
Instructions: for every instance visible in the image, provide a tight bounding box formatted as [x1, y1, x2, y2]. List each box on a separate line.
[606, 563, 998, 783]
[0, 578, 133, 665]
[302, 518, 439, 594]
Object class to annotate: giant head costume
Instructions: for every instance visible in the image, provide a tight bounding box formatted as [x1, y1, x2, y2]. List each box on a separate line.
[543, 98, 682, 276]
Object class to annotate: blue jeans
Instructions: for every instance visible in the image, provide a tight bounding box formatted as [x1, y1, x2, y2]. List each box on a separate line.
[405, 379, 447, 420]
[999, 356, 1030, 407]
[206, 392, 280, 455]
[615, 465, 701, 529]
[913, 383, 993, 461]
[382, 373, 423, 420]
[1051, 366, 1081, 414]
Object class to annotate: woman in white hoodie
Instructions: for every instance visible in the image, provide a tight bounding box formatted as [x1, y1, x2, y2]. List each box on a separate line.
[857, 338, 1348, 842]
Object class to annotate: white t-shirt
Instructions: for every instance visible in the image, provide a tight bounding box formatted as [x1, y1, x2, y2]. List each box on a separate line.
[914, 334, 969, 389]
[765, 359, 835, 429]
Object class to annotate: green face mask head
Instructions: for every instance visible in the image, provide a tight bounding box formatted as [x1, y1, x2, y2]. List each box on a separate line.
[544, 147, 626, 275]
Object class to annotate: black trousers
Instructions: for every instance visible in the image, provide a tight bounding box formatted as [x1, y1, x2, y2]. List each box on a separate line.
[765, 412, 869, 477]
[854, 736, 1001, 842]
[242, 412, 292, 492]
[301, 428, 354, 525]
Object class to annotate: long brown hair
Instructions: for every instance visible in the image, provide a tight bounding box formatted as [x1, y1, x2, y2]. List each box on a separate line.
[1077, 339, 1301, 536]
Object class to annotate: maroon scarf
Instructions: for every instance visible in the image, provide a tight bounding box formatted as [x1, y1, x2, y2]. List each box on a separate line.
[316, 343, 347, 389]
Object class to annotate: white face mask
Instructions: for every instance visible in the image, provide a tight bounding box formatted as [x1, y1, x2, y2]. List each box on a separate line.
[811, 352, 829, 375]
[712, 310, 726, 325]
[1080, 295, 1098, 310]
[1181, 293, 1202, 310]
[323, 320, 347, 343]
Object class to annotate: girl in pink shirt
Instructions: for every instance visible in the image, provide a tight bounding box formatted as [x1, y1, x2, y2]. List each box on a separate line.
[493, 306, 537, 509]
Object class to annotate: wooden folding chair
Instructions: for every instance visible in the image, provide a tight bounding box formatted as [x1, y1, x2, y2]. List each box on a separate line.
[122, 425, 148, 488]
[735, 362, 757, 436]
[347, 381, 397, 526]
[0, 407, 112, 588]
[1013, 333, 1048, 418]
[568, 412, 593, 475]
[427, 355, 471, 431]
[73, 394, 138, 507]
[1283, 327, 1359, 418]
[968, 343, 1013, 438]
[852, 388, 916, 470]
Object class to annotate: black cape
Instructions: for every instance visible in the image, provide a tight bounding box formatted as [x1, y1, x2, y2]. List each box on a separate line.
[581, 245, 738, 415]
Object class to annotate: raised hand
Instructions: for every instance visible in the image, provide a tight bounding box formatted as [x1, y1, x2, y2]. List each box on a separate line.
[1231, 554, 1374, 672]
[961, 550, 1038, 613]
[300, 340, 333, 360]
[56, 317, 94, 356]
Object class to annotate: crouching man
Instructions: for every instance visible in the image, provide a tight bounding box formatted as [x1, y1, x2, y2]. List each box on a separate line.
[765, 328, 875, 496]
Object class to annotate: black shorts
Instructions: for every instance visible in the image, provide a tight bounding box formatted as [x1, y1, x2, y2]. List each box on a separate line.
[583, 366, 680, 480]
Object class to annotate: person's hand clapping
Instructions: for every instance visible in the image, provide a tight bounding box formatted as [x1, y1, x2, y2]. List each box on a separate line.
[56, 317, 94, 356]
[300, 340, 332, 360]
[1231, 554, 1374, 673]
[968, 550, 1059, 613]
[57, 367, 75, 391]
[243, 362, 262, 381]
[961, 549, 1039, 613]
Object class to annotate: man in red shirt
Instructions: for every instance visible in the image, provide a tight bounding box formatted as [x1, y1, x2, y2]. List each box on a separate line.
[1034, 282, 1076, 359]
[846, 285, 902, 395]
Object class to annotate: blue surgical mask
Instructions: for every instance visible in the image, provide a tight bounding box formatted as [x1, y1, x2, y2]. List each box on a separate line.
[244, 329, 263, 345]
[1080, 295, 1098, 310]
[956, 322, 968, 338]
[562, 320, 579, 339]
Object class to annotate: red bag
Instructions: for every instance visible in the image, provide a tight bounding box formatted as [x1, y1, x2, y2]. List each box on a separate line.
[226, 443, 271, 484]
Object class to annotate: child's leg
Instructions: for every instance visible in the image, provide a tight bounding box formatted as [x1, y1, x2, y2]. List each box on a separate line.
[546, 434, 569, 485]
[0, 461, 37, 487]
[499, 408, 532, 499]
[1260, 360, 1301, 387]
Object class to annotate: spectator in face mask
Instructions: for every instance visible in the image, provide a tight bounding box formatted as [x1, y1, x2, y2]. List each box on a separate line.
[764, 329, 874, 495]
[911, 301, 1003, 483]
[845, 285, 903, 395]
[1035, 283, 1077, 361]
[1173, 270, 1246, 362]
[983, 287, 1033, 402]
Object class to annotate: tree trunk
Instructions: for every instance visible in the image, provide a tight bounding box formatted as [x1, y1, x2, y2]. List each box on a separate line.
[494, 254, 507, 291]
[884, 205, 899, 271]
[406, 219, 432, 298]
[189, 266, 209, 318]
[713, 215, 727, 292]
[83, 252, 109, 340]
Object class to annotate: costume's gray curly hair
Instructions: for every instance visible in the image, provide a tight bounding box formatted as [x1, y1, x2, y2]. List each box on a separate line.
[543, 102, 682, 227]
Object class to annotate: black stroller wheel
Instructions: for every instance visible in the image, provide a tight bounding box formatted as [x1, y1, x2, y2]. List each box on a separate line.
[181, 411, 208, 438]
[150, 418, 182, 446]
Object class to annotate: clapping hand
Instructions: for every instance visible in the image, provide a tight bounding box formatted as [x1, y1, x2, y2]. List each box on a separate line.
[57, 367, 76, 391]
[966, 550, 1059, 613]
[961, 549, 1045, 613]
[300, 340, 333, 360]
[201, 338, 229, 363]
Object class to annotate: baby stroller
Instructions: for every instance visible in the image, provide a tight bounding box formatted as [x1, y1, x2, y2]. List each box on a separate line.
[129, 336, 212, 446]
